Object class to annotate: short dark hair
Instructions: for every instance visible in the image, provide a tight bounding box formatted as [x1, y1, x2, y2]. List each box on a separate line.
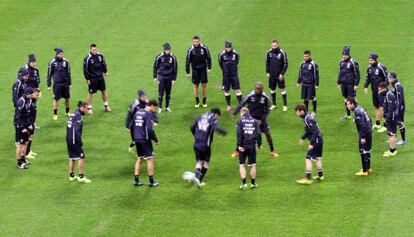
[346, 97, 357, 105]
[147, 100, 158, 107]
[211, 108, 221, 116]
[378, 82, 388, 89]
[90, 43, 97, 48]
[272, 39, 279, 43]
[295, 104, 307, 112]
[193, 35, 200, 40]
[304, 50, 311, 55]
[78, 101, 88, 107]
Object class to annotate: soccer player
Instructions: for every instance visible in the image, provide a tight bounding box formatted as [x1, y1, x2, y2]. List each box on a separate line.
[346, 98, 373, 176]
[265, 39, 288, 111]
[378, 82, 398, 157]
[218, 40, 242, 112]
[17, 54, 40, 89]
[132, 100, 160, 187]
[66, 101, 91, 183]
[236, 108, 260, 189]
[363, 53, 388, 132]
[233, 83, 279, 157]
[186, 35, 212, 108]
[153, 43, 178, 113]
[83, 43, 111, 113]
[388, 72, 406, 145]
[47, 48, 71, 120]
[297, 50, 319, 115]
[295, 104, 324, 185]
[25, 88, 41, 160]
[190, 108, 227, 187]
[12, 68, 29, 108]
[14, 88, 36, 169]
[337, 46, 360, 119]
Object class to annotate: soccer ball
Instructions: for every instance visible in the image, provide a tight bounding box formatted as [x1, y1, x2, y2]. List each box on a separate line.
[182, 171, 195, 182]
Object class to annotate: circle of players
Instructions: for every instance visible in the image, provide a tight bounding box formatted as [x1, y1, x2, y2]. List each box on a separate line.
[13, 36, 406, 189]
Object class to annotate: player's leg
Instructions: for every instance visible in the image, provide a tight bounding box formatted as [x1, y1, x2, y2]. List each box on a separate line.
[224, 90, 231, 111]
[269, 76, 277, 109]
[146, 157, 158, 187]
[165, 79, 172, 111]
[239, 150, 247, 189]
[200, 161, 209, 182]
[193, 84, 200, 107]
[68, 159, 78, 181]
[201, 69, 208, 107]
[99, 79, 110, 112]
[315, 159, 324, 179]
[134, 158, 143, 186]
[233, 76, 242, 104]
[278, 77, 287, 111]
[158, 78, 165, 112]
[384, 122, 397, 156]
[249, 149, 258, 188]
[64, 98, 70, 116]
[77, 152, 90, 183]
[397, 111, 406, 144]
[53, 99, 59, 119]
[87, 92, 93, 113]
[311, 86, 317, 114]
[297, 153, 314, 184]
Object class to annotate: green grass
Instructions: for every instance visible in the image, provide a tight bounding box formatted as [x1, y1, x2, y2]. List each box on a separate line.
[1, 0, 413, 236]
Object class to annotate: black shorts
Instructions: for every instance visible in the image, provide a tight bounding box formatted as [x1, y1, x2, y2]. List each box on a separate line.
[135, 140, 154, 159]
[239, 148, 256, 166]
[301, 84, 316, 100]
[194, 146, 211, 162]
[16, 129, 30, 144]
[386, 120, 397, 136]
[372, 91, 384, 108]
[269, 74, 286, 90]
[306, 137, 323, 160]
[340, 84, 356, 98]
[53, 83, 70, 100]
[192, 68, 208, 85]
[223, 75, 240, 91]
[88, 77, 106, 93]
[359, 135, 372, 154]
[67, 144, 85, 160]
[256, 117, 269, 133]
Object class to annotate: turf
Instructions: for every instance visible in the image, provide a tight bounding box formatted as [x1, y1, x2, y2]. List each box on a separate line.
[0, 0, 413, 236]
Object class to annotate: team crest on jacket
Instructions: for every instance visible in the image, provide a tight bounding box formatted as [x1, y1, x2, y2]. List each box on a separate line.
[232, 54, 236, 60]
[308, 64, 312, 70]
[347, 62, 351, 69]
[276, 53, 281, 59]
[200, 49, 204, 54]
[63, 61, 67, 67]
[375, 69, 379, 75]
[169, 58, 173, 63]
[249, 97, 256, 102]
[260, 97, 265, 104]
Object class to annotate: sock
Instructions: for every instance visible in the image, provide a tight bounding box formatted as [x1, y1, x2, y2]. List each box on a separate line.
[200, 167, 208, 182]
[383, 122, 386, 127]
[317, 169, 323, 177]
[251, 178, 256, 185]
[79, 173, 84, 178]
[304, 100, 309, 111]
[65, 107, 70, 114]
[312, 99, 317, 113]
[400, 127, 406, 141]
[225, 95, 231, 106]
[17, 158, 24, 165]
[195, 97, 200, 104]
[134, 175, 140, 182]
[21, 156, 26, 161]
[271, 92, 276, 106]
[104, 101, 109, 108]
[242, 178, 246, 184]
[54, 109, 57, 115]
[345, 102, 350, 116]
[202, 97, 207, 105]
[26, 141, 32, 155]
[70, 172, 75, 177]
[149, 175, 154, 183]
[360, 154, 367, 172]
[282, 93, 287, 106]
[158, 96, 163, 109]
[195, 168, 202, 180]
[236, 95, 242, 103]
[266, 133, 274, 152]
[376, 120, 380, 126]
[305, 171, 311, 180]
[390, 148, 396, 153]
[366, 154, 371, 169]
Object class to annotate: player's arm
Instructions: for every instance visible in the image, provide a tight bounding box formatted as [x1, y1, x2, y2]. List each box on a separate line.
[185, 49, 191, 74]
[355, 112, 369, 139]
[281, 51, 288, 75]
[190, 119, 197, 135]
[213, 121, 227, 136]
[146, 113, 158, 143]
[218, 53, 223, 70]
[67, 60, 72, 86]
[15, 99, 24, 128]
[232, 95, 249, 116]
[354, 61, 360, 86]
[314, 63, 320, 87]
[12, 82, 19, 107]
[47, 61, 53, 88]
[265, 52, 270, 74]
[235, 51, 240, 65]
[297, 64, 303, 84]
[101, 54, 108, 74]
[153, 55, 159, 79]
[364, 68, 371, 89]
[83, 56, 90, 80]
[172, 54, 178, 81]
[337, 61, 341, 85]
[125, 104, 134, 129]
[264, 96, 271, 117]
[74, 114, 83, 146]
[205, 46, 212, 70]
[35, 68, 40, 88]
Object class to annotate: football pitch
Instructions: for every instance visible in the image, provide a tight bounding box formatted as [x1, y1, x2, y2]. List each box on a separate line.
[1, 1, 413, 236]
